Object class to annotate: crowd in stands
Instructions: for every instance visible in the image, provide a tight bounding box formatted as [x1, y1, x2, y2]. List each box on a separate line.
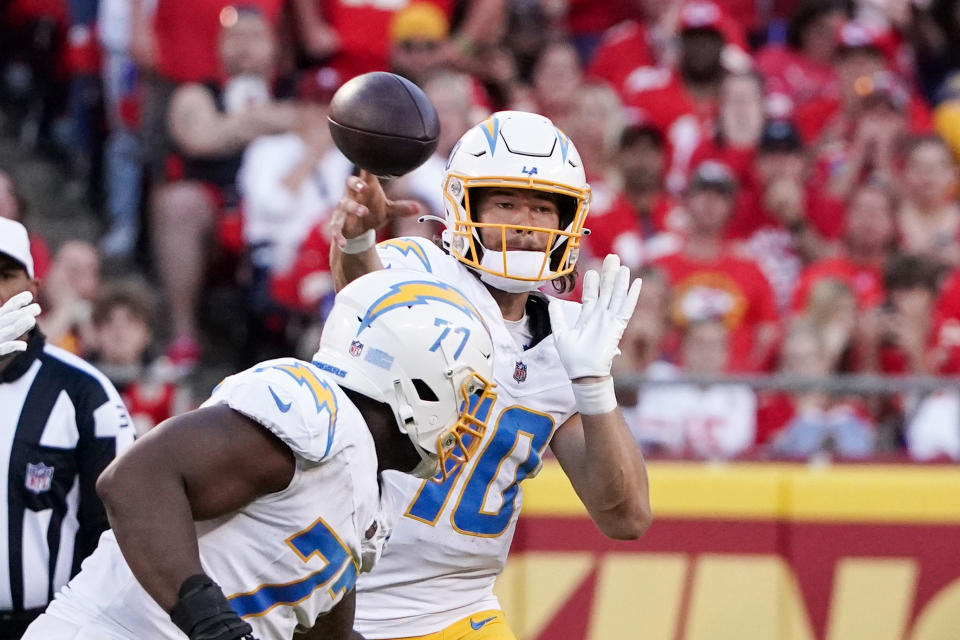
[2, 0, 960, 460]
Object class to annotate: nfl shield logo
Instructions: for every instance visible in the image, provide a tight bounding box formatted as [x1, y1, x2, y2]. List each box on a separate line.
[349, 340, 364, 357]
[513, 361, 527, 383]
[25, 462, 54, 494]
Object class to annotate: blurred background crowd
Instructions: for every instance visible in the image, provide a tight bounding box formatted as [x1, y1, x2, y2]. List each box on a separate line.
[2, 0, 960, 461]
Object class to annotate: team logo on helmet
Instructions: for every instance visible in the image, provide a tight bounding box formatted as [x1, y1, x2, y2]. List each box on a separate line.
[357, 280, 483, 334]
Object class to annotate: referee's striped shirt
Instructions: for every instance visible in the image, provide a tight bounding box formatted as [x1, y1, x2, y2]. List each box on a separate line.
[0, 330, 134, 615]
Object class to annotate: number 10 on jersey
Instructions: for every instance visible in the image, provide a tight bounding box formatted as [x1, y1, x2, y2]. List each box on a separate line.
[406, 400, 555, 537]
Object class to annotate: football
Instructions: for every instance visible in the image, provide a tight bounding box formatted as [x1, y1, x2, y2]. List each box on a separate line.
[328, 72, 440, 179]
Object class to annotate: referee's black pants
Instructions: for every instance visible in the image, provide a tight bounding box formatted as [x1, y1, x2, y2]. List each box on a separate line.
[0, 609, 43, 639]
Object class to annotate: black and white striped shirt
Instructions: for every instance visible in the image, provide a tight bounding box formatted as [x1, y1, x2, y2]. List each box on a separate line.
[0, 330, 134, 614]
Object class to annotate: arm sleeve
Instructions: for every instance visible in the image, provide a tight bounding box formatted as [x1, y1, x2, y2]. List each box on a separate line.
[75, 383, 136, 572]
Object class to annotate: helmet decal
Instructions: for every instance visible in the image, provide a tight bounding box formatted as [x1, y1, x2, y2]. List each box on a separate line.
[357, 280, 483, 334]
[555, 127, 570, 165]
[479, 116, 500, 155]
[377, 238, 433, 273]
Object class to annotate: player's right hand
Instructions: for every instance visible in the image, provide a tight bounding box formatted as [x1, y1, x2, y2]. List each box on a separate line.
[0, 291, 41, 358]
[329, 170, 421, 249]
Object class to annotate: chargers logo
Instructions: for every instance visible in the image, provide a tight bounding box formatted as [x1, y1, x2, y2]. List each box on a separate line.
[358, 280, 482, 334]
[264, 362, 339, 458]
[521, 166, 538, 176]
[377, 239, 432, 272]
[555, 127, 571, 164]
[479, 116, 500, 155]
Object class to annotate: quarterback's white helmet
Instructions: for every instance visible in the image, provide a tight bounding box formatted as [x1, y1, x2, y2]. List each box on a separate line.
[439, 110, 591, 293]
[313, 269, 496, 480]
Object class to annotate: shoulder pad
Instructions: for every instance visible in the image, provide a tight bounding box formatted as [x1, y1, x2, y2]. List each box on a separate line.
[205, 359, 341, 462]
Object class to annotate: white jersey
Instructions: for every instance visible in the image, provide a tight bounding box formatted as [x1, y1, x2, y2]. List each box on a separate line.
[42, 358, 383, 640]
[355, 238, 579, 637]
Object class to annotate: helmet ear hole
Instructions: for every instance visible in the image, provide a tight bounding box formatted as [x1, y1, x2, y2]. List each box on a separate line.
[412, 378, 439, 402]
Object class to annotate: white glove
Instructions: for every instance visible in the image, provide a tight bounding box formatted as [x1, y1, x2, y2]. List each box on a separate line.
[0, 291, 41, 358]
[548, 254, 642, 380]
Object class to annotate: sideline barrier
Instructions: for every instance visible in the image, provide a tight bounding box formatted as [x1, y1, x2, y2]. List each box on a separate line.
[493, 461, 960, 640]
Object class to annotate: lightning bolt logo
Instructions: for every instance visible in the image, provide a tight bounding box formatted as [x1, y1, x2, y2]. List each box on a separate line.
[265, 362, 338, 458]
[377, 238, 432, 272]
[358, 280, 482, 334]
[479, 116, 499, 155]
[555, 127, 570, 165]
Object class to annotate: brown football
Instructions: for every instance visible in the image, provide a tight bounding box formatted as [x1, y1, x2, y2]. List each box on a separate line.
[328, 72, 440, 178]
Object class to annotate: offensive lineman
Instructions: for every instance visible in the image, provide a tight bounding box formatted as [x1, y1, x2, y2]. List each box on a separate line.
[329, 110, 652, 639]
[24, 269, 497, 640]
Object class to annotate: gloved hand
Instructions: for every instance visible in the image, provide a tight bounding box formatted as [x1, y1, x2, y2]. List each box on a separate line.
[170, 574, 259, 640]
[548, 254, 642, 381]
[0, 291, 41, 358]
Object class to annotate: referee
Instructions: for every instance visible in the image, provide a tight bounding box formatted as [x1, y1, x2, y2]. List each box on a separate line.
[0, 219, 135, 638]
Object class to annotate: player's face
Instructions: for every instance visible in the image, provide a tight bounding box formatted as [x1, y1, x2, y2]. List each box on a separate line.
[0, 255, 37, 309]
[474, 188, 561, 251]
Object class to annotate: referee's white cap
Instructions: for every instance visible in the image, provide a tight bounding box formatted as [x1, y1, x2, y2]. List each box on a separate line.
[0, 217, 34, 278]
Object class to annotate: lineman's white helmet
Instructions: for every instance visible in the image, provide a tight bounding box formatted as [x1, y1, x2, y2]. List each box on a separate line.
[313, 269, 496, 480]
[438, 110, 591, 293]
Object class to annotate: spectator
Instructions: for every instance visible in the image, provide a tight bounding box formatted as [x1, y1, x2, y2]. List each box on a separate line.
[614, 266, 675, 405]
[623, 0, 744, 194]
[934, 72, 960, 160]
[691, 70, 766, 185]
[37, 240, 101, 355]
[389, 70, 477, 233]
[875, 254, 942, 376]
[583, 122, 681, 269]
[792, 179, 897, 314]
[131, 0, 286, 181]
[802, 277, 861, 373]
[736, 119, 826, 310]
[96, 0, 147, 259]
[88, 281, 191, 435]
[237, 68, 353, 316]
[0, 218, 134, 636]
[897, 135, 960, 269]
[755, 0, 846, 110]
[531, 39, 584, 124]
[758, 319, 876, 458]
[152, 6, 301, 370]
[0, 169, 50, 278]
[387, 1, 450, 87]
[795, 19, 932, 149]
[238, 69, 350, 282]
[293, 0, 506, 81]
[624, 318, 757, 459]
[656, 160, 780, 372]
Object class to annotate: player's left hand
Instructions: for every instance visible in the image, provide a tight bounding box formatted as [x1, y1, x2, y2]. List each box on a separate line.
[0, 291, 41, 358]
[548, 254, 642, 381]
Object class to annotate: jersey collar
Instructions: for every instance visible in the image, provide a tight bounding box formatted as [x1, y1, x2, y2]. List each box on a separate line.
[0, 329, 46, 383]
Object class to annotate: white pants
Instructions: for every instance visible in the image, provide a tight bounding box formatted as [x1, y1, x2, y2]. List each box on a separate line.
[22, 612, 118, 639]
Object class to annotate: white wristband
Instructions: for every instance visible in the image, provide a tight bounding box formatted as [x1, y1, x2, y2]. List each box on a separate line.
[341, 229, 376, 254]
[572, 378, 618, 415]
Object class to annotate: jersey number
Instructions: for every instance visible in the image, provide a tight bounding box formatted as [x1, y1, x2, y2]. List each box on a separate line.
[405, 403, 555, 537]
[228, 516, 358, 618]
